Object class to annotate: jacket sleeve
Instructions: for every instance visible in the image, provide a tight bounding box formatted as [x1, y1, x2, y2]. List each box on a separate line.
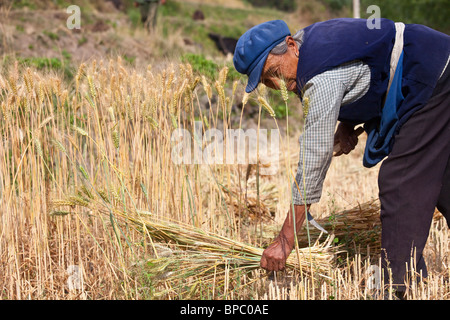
[291, 76, 345, 205]
[291, 61, 371, 205]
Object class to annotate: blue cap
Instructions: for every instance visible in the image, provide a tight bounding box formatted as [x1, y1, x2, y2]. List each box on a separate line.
[233, 20, 291, 93]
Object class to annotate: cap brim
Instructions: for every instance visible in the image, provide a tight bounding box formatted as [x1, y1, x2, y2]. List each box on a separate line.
[244, 42, 280, 93]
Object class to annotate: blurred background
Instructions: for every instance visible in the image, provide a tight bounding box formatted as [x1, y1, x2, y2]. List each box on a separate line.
[1, 0, 448, 79]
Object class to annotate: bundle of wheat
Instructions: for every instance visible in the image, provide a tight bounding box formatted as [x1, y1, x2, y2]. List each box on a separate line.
[299, 200, 445, 256]
[298, 200, 382, 256]
[51, 187, 339, 298]
[121, 208, 338, 276]
[253, 200, 382, 256]
[137, 231, 338, 298]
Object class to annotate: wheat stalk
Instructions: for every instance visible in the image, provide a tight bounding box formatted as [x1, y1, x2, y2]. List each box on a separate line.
[257, 96, 275, 118]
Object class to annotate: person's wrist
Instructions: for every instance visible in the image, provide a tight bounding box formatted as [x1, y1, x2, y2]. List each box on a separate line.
[293, 204, 307, 226]
[275, 231, 295, 252]
[280, 204, 307, 243]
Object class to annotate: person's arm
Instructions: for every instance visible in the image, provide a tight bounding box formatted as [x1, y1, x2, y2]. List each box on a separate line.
[261, 75, 346, 272]
[291, 76, 346, 206]
[260, 61, 371, 272]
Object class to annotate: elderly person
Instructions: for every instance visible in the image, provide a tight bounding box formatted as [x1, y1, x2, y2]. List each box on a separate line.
[233, 19, 450, 296]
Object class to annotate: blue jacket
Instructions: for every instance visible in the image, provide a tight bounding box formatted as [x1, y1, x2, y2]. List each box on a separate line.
[296, 18, 450, 167]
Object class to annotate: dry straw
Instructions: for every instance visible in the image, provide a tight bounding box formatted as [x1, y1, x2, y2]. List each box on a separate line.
[299, 199, 382, 255]
[112, 210, 340, 299]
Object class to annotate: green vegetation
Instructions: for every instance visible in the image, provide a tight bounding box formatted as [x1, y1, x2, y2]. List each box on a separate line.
[1, 0, 449, 301]
[158, 0, 285, 56]
[18, 56, 73, 79]
[127, 7, 142, 29]
[77, 36, 88, 46]
[181, 53, 242, 81]
[181, 53, 219, 79]
[245, 0, 353, 14]
[11, 0, 37, 9]
[321, 0, 352, 11]
[19, 57, 63, 70]
[43, 30, 60, 41]
[123, 54, 136, 64]
[15, 25, 25, 33]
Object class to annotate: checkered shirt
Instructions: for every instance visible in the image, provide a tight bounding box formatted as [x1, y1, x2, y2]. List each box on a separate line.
[292, 60, 371, 205]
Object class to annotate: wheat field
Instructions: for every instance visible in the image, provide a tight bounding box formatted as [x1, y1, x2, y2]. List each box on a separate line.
[0, 57, 448, 300]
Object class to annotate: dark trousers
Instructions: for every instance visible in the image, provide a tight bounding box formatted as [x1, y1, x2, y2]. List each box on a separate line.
[437, 155, 450, 221]
[378, 64, 450, 291]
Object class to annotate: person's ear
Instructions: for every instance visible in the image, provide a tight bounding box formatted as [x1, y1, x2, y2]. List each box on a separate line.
[285, 36, 299, 57]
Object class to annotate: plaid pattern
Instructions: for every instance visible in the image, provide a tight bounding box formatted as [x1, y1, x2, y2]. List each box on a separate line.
[292, 61, 371, 205]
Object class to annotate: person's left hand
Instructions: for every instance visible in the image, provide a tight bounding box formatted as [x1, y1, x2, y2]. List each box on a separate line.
[333, 122, 359, 156]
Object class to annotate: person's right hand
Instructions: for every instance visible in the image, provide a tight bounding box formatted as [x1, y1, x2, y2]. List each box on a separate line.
[260, 204, 307, 271]
[260, 234, 294, 271]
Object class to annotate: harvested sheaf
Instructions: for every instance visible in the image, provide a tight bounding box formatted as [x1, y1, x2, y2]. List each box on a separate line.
[298, 200, 444, 256]
[123, 213, 340, 298]
[299, 199, 382, 256]
[51, 189, 340, 298]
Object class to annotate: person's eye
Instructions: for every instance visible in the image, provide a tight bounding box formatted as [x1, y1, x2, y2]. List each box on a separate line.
[270, 68, 279, 78]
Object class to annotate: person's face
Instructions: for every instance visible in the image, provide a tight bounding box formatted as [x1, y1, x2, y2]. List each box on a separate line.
[260, 36, 299, 94]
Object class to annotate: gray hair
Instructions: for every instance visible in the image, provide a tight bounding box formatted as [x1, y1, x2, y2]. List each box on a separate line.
[270, 29, 304, 55]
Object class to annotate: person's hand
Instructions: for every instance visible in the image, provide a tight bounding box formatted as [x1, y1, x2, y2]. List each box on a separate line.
[333, 122, 360, 156]
[260, 234, 294, 271]
[260, 205, 307, 271]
